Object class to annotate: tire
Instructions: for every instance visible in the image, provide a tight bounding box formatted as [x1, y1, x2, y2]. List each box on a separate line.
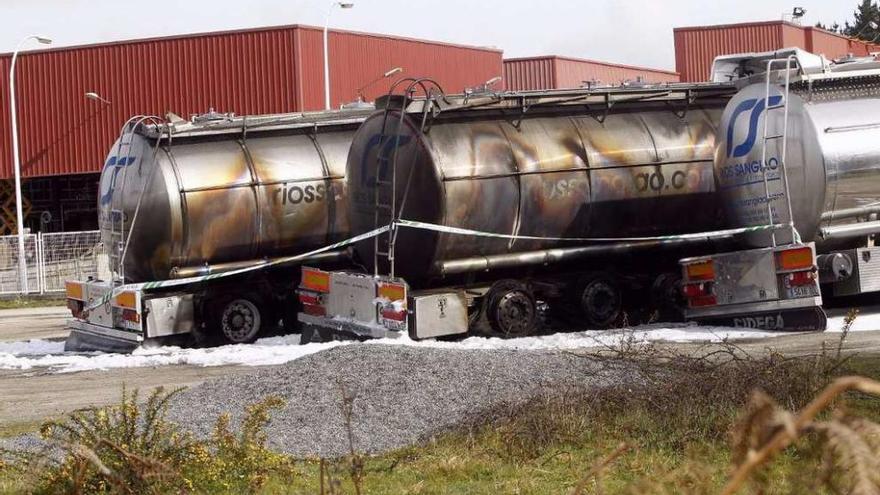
[484, 280, 539, 338]
[577, 274, 623, 329]
[650, 272, 684, 322]
[210, 295, 266, 345]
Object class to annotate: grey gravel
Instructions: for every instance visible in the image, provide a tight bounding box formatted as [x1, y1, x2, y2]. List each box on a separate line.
[166, 343, 628, 457]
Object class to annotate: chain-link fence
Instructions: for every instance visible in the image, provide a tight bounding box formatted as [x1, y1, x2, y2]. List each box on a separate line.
[0, 231, 104, 295]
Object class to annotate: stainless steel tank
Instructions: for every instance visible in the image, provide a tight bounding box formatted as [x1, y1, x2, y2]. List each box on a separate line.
[99, 110, 370, 282]
[346, 86, 735, 282]
[714, 57, 880, 249]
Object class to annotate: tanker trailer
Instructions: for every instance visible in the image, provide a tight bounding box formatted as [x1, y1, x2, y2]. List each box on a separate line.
[296, 81, 741, 341]
[64, 108, 371, 352]
[680, 48, 880, 331]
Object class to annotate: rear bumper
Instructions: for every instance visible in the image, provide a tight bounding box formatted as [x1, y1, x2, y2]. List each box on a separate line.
[686, 296, 826, 331]
[64, 319, 143, 353]
[298, 313, 401, 340]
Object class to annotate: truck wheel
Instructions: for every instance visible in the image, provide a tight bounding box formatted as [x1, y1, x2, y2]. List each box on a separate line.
[215, 297, 264, 345]
[485, 280, 539, 338]
[650, 272, 684, 322]
[578, 274, 622, 328]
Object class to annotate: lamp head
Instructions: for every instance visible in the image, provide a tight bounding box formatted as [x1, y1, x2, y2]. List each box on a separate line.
[35, 36, 52, 45]
[383, 67, 403, 78]
[338, 2, 354, 8]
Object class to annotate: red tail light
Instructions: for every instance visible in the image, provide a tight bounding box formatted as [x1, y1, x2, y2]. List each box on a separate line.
[683, 282, 716, 308]
[122, 309, 140, 324]
[785, 270, 816, 288]
[777, 247, 813, 271]
[380, 307, 407, 321]
[67, 299, 84, 319]
[298, 290, 326, 317]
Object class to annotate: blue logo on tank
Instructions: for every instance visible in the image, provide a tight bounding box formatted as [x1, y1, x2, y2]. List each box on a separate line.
[725, 95, 783, 158]
[99, 155, 137, 206]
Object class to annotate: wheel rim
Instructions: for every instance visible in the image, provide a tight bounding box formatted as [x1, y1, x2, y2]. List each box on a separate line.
[221, 299, 261, 343]
[495, 291, 535, 337]
[582, 281, 620, 325]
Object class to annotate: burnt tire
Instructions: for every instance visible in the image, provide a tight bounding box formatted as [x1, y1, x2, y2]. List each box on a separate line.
[199, 295, 268, 346]
[577, 274, 622, 329]
[484, 280, 539, 338]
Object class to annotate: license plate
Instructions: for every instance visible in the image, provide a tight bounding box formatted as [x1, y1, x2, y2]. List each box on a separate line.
[786, 284, 818, 299]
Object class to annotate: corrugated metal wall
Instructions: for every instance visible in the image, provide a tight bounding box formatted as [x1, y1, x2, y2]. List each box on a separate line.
[674, 22, 784, 82]
[502, 58, 556, 91]
[553, 57, 679, 87]
[675, 21, 880, 82]
[0, 25, 502, 179]
[503, 56, 678, 91]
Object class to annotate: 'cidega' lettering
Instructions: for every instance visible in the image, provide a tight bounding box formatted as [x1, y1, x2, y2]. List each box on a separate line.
[733, 314, 784, 330]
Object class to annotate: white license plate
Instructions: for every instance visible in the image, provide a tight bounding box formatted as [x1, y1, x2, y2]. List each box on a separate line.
[786, 285, 818, 299]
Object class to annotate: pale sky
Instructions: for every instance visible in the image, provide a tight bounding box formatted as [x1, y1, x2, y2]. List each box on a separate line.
[0, 0, 857, 70]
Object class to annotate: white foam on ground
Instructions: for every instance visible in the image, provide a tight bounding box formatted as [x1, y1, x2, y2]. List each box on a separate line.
[3, 305, 878, 374]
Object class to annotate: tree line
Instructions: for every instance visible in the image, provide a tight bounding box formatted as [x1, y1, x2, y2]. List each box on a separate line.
[816, 0, 879, 42]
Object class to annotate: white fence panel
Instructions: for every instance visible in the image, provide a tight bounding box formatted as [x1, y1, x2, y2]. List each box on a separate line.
[40, 231, 103, 293]
[0, 234, 40, 294]
[0, 230, 103, 295]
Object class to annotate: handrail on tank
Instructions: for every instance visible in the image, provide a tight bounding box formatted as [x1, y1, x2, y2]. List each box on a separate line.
[370, 77, 449, 278]
[760, 55, 800, 247]
[108, 115, 166, 284]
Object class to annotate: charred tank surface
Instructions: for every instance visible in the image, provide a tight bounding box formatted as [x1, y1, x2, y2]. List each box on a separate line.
[347, 85, 737, 284]
[99, 110, 370, 282]
[714, 50, 880, 249]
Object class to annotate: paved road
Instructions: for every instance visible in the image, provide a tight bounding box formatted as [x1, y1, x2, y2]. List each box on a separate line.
[0, 306, 70, 342]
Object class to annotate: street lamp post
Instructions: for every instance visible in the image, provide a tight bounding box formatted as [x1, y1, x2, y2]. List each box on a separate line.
[8, 34, 52, 294]
[324, 1, 354, 110]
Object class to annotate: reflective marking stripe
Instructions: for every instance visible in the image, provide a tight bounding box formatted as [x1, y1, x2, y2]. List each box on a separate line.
[395, 219, 789, 243]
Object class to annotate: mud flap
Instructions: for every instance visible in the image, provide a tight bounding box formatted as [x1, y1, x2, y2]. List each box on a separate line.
[693, 306, 827, 332]
[64, 327, 141, 353]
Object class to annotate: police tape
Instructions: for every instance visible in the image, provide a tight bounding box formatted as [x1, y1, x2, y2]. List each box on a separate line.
[81, 225, 391, 315]
[80, 219, 795, 315]
[394, 218, 790, 243]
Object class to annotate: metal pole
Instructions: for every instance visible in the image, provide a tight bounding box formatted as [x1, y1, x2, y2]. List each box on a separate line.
[323, 7, 332, 110]
[8, 35, 52, 294]
[323, 2, 353, 111]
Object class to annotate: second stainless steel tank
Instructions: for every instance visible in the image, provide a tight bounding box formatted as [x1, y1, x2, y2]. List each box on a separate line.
[346, 86, 735, 282]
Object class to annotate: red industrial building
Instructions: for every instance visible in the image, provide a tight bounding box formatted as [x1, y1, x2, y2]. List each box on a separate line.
[503, 55, 679, 91]
[0, 24, 502, 233]
[675, 20, 880, 82]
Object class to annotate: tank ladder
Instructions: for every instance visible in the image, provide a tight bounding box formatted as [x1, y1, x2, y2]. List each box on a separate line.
[371, 79, 447, 278]
[759, 54, 799, 247]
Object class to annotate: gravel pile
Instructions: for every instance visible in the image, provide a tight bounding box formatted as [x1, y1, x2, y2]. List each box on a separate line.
[166, 343, 628, 457]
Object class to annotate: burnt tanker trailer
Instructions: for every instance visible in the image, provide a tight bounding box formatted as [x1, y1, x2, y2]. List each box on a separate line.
[65, 109, 371, 351]
[296, 82, 740, 340]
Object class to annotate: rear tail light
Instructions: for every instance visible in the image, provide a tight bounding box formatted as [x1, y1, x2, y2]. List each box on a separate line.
[65, 281, 84, 301]
[685, 260, 715, 281]
[298, 290, 326, 317]
[114, 291, 137, 309]
[784, 270, 816, 288]
[67, 299, 84, 318]
[377, 282, 406, 302]
[301, 267, 330, 293]
[380, 305, 407, 322]
[682, 282, 717, 308]
[777, 246, 813, 271]
[121, 308, 140, 324]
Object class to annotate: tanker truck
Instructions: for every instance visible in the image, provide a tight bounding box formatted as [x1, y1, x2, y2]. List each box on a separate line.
[294, 78, 744, 341]
[680, 48, 880, 330]
[64, 108, 371, 352]
[296, 48, 880, 341]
